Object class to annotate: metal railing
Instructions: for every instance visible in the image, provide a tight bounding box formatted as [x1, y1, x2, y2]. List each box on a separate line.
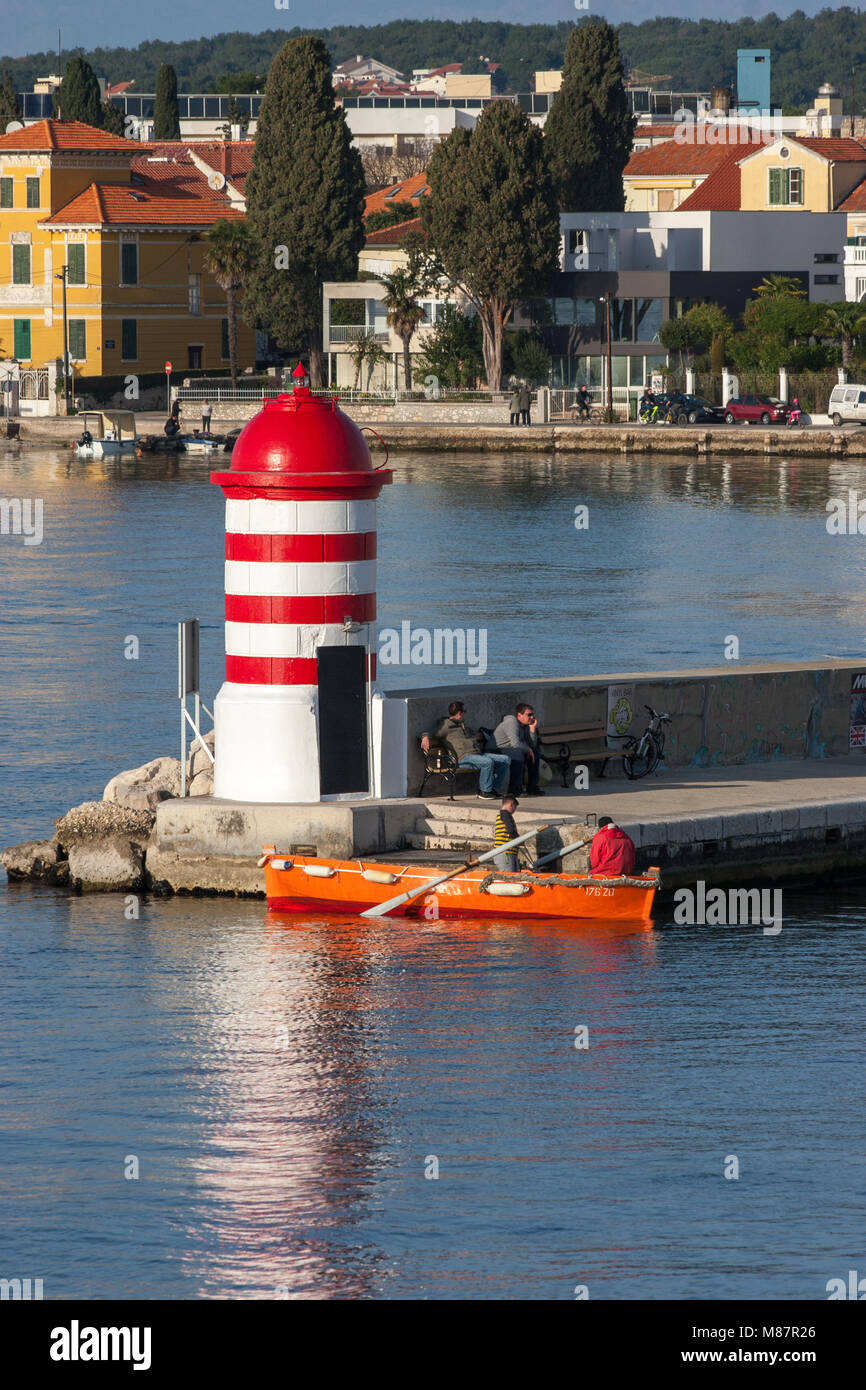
[329, 325, 390, 342]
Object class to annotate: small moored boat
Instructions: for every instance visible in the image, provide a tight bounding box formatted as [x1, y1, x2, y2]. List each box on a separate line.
[73, 410, 138, 457]
[263, 850, 660, 921]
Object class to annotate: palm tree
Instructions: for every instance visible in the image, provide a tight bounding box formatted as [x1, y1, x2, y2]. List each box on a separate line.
[378, 269, 425, 389]
[203, 219, 257, 388]
[821, 301, 866, 369]
[753, 273, 806, 299]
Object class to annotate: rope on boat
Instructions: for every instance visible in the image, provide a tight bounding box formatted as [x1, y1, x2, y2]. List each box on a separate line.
[478, 871, 660, 893]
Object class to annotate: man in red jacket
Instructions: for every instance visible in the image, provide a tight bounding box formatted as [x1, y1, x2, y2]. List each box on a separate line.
[589, 816, 636, 876]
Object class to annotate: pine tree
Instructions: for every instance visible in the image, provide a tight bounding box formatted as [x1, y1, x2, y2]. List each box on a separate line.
[0, 65, 21, 126]
[57, 56, 103, 127]
[243, 36, 366, 387]
[154, 64, 180, 140]
[544, 20, 634, 212]
[422, 101, 560, 389]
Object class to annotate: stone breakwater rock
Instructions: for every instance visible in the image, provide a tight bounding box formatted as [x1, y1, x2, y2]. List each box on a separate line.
[104, 756, 182, 810]
[55, 800, 155, 893]
[188, 730, 215, 782]
[0, 838, 69, 885]
[188, 767, 214, 797]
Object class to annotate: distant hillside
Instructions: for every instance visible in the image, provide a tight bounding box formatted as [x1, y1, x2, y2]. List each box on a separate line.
[3, 12, 866, 108]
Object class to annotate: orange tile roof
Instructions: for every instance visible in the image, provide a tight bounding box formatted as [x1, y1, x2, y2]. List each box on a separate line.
[625, 138, 764, 177]
[791, 136, 866, 161]
[364, 172, 429, 218]
[0, 119, 137, 153]
[41, 178, 243, 227]
[676, 159, 744, 211]
[364, 217, 422, 245]
[837, 175, 866, 210]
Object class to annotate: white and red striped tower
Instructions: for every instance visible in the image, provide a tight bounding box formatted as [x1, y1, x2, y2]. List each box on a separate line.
[210, 371, 392, 803]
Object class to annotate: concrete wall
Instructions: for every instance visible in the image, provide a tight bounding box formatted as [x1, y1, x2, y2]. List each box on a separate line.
[200, 399, 524, 425]
[392, 660, 866, 794]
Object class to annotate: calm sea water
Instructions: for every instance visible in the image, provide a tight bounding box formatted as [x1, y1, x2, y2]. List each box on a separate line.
[1, 445, 864, 1300]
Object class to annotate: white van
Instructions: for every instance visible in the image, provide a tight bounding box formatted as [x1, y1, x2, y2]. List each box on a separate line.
[828, 384, 866, 425]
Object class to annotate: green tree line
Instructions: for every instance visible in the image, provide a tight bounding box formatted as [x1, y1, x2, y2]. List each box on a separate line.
[5, 11, 866, 106]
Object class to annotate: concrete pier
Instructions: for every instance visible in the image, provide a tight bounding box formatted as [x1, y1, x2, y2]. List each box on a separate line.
[140, 752, 866, 899]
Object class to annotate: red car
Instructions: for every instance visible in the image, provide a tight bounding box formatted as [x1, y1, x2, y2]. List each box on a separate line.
[723, 394, 788, 424]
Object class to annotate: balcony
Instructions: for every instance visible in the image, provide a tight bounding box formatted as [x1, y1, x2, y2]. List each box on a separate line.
[329, 325, 389, 343]
[844, 246, 866, 263]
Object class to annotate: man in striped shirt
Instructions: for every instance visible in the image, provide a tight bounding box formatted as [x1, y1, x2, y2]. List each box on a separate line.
[493, 795, 520, 872]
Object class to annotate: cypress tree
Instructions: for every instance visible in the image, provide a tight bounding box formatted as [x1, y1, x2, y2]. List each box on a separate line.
[100, 101, 125, 136]
[154, 64, 181, 140]
[0, 65, 21, 126]
[57, 56, 103, 127]
[243, 36, 366, 387]
[422, 101, 560, 389]
[544, 20, 635, 211]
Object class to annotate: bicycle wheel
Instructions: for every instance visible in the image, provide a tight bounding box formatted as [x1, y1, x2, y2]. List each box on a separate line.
[623, 735, 659, 780]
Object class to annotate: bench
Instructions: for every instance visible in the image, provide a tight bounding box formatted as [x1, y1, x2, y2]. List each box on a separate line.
[538, 721, 626, 788]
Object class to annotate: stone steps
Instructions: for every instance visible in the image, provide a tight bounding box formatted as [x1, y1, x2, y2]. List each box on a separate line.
[404, 832, 488, 852]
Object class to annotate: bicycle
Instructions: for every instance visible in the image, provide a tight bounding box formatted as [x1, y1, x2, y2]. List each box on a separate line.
[638, 403, 660, 425]
[570, 402, 604, 424]
[622, 704, 671, 780]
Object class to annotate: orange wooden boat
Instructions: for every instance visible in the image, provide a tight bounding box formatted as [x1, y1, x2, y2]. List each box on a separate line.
[262, 851, 660, 921]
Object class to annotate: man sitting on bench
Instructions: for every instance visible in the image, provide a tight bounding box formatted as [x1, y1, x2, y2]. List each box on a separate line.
[420, 700, 511, 800]
[493, 702, 544, 796]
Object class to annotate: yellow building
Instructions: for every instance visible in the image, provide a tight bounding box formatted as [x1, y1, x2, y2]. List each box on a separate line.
[0, 119, 254, 377]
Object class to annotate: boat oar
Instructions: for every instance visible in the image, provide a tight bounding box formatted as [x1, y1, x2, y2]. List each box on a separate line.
[530, 834, 595, 871]
[360, 825, 551, 919]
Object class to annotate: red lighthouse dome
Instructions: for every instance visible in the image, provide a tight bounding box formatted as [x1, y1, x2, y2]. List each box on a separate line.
[224, 387, 376, 480]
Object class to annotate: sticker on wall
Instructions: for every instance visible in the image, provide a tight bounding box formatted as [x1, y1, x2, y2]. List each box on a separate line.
[607, 683, 635, 742]
[849, 672, 866, 748]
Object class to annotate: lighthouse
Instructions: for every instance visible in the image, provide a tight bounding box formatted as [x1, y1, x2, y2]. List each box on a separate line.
[210, 369, 392, 803]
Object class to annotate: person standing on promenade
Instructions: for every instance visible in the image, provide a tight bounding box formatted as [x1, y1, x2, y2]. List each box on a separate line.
[493, 795, 520, 871]
[509, 387, 521, 425]
[201, 399, 213, 435]
[494, 703, 543, 796]
[420, 701, 510, 799]
[519, 384, 531, 425]
[589, 817, 636, 876]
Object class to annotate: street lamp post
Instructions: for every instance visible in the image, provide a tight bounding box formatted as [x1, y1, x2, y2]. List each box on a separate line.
[54, 264, 70, 412]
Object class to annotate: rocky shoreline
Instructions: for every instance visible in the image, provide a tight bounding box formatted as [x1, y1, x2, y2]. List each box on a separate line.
[1, 731, 222, 896]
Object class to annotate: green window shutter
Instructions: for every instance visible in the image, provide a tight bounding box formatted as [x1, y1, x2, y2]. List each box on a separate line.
[13, 319, 31, 359]
[221, 317, 229, 359]
[121, 319, 137, 360]
[67, 243, 85, 285]
[26, 177, 40, 208]
[0, 178, 12, 208]
[68, 319, 86, 361]
[768, 167, 785, 205]
[121, 242, 138, 284]
[12, 244, 31, 285]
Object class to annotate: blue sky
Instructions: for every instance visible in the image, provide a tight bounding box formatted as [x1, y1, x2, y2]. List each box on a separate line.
[2, 0, 838, 60]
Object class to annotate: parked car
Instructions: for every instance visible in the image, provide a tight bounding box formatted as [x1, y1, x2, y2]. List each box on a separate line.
[678, 395, 725, 425]
[828, 384, 866, 425]
[723, 394, 788, 424]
